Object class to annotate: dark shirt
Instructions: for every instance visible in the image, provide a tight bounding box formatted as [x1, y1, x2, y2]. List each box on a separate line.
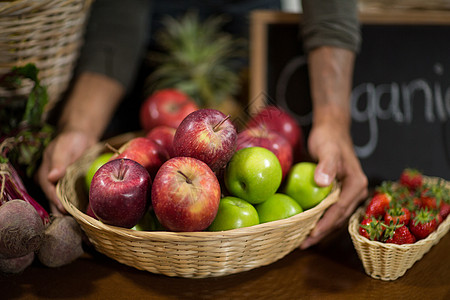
[76, 0, 360, 93]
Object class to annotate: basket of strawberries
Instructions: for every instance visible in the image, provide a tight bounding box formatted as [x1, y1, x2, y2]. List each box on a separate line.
[348, 169, 450, 281]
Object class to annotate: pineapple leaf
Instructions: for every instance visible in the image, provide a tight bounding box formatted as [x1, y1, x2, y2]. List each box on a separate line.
[146, 11, 246, 107]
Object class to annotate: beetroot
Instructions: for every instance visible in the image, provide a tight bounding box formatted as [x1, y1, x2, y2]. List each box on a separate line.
[1, 162, 50, 225]
[37, 215, 84, 268]
[0, 252, 34, 274]
[0, 200, 45, 259]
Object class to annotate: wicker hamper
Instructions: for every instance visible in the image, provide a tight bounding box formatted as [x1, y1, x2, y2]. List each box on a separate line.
[348, 177, 450, 281]
[0, 0, 93, 114]
[56, 132, 341, 278]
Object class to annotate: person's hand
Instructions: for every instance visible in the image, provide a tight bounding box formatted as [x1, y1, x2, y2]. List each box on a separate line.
[299, 121, 368, 249]
[37, 130, 97, 215]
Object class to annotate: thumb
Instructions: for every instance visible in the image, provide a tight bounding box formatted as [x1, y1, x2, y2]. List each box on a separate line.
[314, 150, 338, 187]
[47, 167, 65, 183]
[46, 150, 71, 183]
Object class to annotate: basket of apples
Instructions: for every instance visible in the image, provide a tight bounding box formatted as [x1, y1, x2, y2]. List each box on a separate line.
[348, 169, 450, 281]
[56, 91, 340, 278]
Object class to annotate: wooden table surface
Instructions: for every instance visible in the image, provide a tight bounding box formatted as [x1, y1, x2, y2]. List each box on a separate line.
[2, 222, 449, 300]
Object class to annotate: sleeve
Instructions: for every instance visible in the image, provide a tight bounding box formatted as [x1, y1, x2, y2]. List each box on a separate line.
[300, 0, 361, 53]
[75, 0, 151, 92]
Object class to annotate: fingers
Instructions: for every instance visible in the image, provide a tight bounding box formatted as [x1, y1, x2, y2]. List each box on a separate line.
[44, 150, 73, 213]
[37, 131, 94, 215]
[300, 204, 343, 249]
[307, 124, 341, 187]
[300, 126, 368, 249]
[314, 148, 338, 187]
[49, 202, 65, 217]
[300, 170, 368, 249]
[37, 143, 68, 214]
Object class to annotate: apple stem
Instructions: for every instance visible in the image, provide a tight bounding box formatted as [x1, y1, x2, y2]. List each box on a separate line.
[177, 170, 192, 184]
[258, 124, 269, 137]
[105, 143, 121, 156]
[213, 115, 231, 132]
[117, 159, 128, 180]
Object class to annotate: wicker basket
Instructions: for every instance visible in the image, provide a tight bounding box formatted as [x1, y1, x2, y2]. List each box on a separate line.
[0, 0, 93, 114]
[348, 177, 450, 281]
[56, 132, 341, 278]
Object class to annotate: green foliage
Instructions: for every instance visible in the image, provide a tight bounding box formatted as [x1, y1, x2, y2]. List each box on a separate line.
[0, 63, 54, 177]
[147, 11, 246, 108]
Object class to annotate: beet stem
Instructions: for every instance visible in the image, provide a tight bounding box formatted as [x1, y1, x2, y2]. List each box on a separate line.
[0, 163, 50, 225]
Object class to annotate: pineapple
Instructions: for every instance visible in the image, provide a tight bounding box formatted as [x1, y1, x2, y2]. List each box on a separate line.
[145, 11, 246, 110]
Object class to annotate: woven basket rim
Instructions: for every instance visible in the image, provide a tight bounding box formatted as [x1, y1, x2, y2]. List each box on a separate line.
[57, 175, 340, 241]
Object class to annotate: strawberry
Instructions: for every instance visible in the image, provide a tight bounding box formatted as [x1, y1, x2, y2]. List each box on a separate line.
[384, 204, 411, 226]
[409, 208, 441, 240]
[365, 182, 393, 219]
[439, 202, 450, 221]
[359, 217, 384, 241]
[419, 180, 450, 213]
[393, 185, 413, 203]
[365, 193, 391, 219]
[411, 192, 424, 210]
[397, 186, 424, 214]
[420, 189, 437, 210]
[399, 168, 423, 191]
[383, 223, 416, 245]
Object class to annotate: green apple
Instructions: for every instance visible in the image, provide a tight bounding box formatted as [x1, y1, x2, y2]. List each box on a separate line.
[208, 196, 259, 231]
[132, 209, 157, 231]
[255, 193, 303, 223]
[85, 152, 114, 191]
[284, 162, 333, 210]
[224, 147, 282, 204]
[132, 208, 167, 231]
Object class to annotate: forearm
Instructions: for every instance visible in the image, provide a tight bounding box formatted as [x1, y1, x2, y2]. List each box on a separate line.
[58, 72, 125, 142]
[301, 0, 360, 133]
[299, 0, 368, 249]
[308, 46, 354, 135]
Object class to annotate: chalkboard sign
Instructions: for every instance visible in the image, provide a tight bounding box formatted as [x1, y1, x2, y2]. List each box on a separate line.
[249, 10, 450, 183]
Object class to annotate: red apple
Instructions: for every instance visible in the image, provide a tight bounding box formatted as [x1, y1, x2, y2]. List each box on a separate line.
[85, 202, 97, 219]
[146, 125, 176, 158]
[111, 137, 169, 180]
[89, 158, 152, 228]
[151, 157, 221, 232]
[173, 108, 237, 172]
[140, 88, 198, 131]
[247, 105, 302, 156]
[237, 126, 293, 179]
